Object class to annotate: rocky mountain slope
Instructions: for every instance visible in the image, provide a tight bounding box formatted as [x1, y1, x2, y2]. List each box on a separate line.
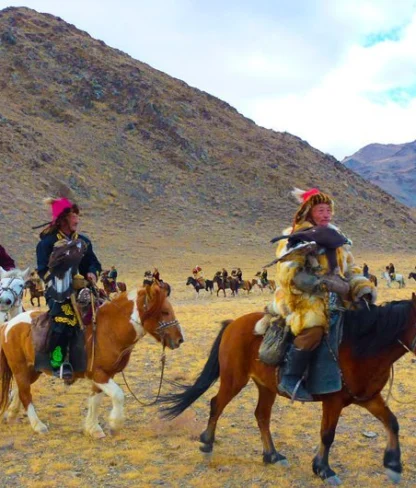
[343, 141, 416, 207]
[1, 7, 415, 273]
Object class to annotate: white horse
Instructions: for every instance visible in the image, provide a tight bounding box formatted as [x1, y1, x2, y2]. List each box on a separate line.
[0, 267, 31, 322]
[381, 271, 406, 289]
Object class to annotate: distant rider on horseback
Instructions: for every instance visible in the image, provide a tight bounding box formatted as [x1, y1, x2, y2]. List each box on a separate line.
[270, 188, 376, 401]
[35, 195, 102, 379]
[193, 266, 205, 287]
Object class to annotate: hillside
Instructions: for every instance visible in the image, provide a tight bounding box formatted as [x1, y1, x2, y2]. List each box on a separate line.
[343, 141, 416, 207]
[1, 6, 415, 274]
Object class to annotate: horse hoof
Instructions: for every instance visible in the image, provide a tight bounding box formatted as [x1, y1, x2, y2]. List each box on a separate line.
[199, 443, 213, 454]
[87, 428, 106, 439]
[263, 452, 288, 466]
[386, 469, 401, 484]
[325, 475, 342, 486]
[36, 424, 49, 434]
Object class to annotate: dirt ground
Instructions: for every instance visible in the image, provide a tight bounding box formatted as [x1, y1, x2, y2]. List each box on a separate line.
[1, 252, 416, 487]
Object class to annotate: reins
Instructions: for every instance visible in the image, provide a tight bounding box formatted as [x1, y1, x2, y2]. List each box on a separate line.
[121, 347, 166, 406]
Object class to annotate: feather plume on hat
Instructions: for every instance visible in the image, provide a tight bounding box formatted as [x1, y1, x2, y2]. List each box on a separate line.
[291, 187, 333, 227]
[32, 181, 78, 230]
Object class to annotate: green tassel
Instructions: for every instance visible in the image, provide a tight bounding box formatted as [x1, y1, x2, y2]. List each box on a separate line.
[50, 346, 63, 368]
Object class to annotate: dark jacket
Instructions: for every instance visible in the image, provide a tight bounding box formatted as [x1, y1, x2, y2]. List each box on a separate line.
[0, 245, 15, 271]
[36, 231, 102, 281]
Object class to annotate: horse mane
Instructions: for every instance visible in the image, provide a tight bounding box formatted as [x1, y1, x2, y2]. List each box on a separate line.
[139, 285, 165, 322]
[343, 300, 413, 357]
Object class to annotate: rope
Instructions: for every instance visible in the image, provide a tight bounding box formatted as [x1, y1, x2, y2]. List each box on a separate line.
[121, 348, 166, 407]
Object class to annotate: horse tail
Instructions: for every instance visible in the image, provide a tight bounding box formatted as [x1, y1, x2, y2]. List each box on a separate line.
[0, 347, 13, 416]
[160, 319, 233, 419]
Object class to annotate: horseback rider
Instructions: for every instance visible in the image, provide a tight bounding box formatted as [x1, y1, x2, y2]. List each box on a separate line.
[260, 267, 268, 286]
[362, 263, 369, 278]
[271, 187, 376, 401]
[35, 196, 102, 379]
[237, 267, 243, 282]
[388, 262, 395, 281]
[0, 245, 16, 271]
[221, 267, 229, 283]
[30, 269, 44, 293]
[193, 266, 204, 287]
[108, 265, 118, 292]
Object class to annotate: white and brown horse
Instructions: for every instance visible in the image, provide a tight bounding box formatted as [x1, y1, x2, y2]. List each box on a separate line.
[0, 267, 30, 323]
[0, 282, 183, 437]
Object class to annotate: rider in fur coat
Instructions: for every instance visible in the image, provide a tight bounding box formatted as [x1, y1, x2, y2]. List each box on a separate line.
[270, 188, 376, 401]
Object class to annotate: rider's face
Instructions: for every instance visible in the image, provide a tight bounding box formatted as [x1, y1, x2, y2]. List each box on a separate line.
[61, 211, 79, 235]
[310, 204, 332, 227]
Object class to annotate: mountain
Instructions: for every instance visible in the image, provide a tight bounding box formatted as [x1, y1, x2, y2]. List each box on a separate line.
[0, 7, 415, 273]
[343, 141, 416, 207]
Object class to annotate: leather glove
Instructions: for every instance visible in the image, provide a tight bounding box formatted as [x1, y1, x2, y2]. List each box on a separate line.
[319, 275, 350, 298]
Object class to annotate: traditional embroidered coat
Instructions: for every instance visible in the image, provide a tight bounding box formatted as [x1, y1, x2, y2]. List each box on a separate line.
[36, 231, 102, 282]
[271, 221, 376, 336]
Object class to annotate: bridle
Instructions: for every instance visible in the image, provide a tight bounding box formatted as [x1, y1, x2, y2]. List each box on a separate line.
[0, 276, 25, 311]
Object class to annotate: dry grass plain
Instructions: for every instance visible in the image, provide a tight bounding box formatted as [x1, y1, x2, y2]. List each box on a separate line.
[1, 252, 416, 488]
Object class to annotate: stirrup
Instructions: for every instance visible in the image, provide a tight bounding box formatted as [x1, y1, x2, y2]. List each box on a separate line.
[53, 362, 73, 380]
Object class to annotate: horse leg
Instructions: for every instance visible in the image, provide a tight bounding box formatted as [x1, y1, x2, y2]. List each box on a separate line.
[84, 384, 106, 438]
[4, 387, 22, 423]
[253, 380, 288, 465]
[93, 377, 125, 434]
[312, 396, 344, 485]
[358, 393, 402, 483]
[14, 371, 48, 433]
[199, 371, 248, 454]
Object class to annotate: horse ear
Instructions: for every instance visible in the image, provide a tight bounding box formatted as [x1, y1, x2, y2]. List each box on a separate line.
[22, 267, 31, 281]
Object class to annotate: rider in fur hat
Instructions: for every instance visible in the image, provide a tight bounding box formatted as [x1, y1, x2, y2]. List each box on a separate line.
[270, 187, 376, 401]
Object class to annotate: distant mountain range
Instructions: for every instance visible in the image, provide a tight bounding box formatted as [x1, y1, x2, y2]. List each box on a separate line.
[1, 7, 415, 271]
[343, 141, 416, 207]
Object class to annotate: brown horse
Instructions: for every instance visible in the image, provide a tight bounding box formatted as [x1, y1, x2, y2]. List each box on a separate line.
[251, 278, 277, 292]
[0, 282, 183, 437]
[160, 294, 416, 485]
[24, 279, 45, 307]
[238, 280, 253, 294]
[100, 271, 127, 296]
[213, 274, 239, 297]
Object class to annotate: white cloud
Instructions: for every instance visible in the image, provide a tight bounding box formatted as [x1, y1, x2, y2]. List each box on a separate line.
[1, 0, 416, 159]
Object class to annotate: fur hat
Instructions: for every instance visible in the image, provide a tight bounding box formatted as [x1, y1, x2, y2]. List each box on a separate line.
[44, 197, 75, 223]
[291, 187, 334, 226]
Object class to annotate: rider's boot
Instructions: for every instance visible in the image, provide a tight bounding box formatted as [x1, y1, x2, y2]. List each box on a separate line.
[278, 345, 313, 401]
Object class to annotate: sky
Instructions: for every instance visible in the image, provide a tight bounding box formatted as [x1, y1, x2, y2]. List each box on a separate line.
[1, 0, 416, 159]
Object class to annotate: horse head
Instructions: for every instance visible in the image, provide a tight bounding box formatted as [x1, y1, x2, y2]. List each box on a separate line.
[0, 267, 30, 312]
[137, 282, 184, 350]
[186, 276, 194, 286]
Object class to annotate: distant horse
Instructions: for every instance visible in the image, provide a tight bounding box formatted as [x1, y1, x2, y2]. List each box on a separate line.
[0, 282, 183, 436]
[408, 272, 416, 282]
[251, 278, 277, 293]
[0, 267, 30, 322]
[381, 271, 405, 288]
[213, 274, 239, 297]
[368, 273, 378, 287]
[100, 271, 127, 296]
[24, 279, 45, 307]
[186, 277, 214, 295]
[238, 280, 253, 294]
[160, 294, 416, 485]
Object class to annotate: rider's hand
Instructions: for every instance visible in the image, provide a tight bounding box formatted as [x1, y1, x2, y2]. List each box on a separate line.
[87, 272, 97, 284]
